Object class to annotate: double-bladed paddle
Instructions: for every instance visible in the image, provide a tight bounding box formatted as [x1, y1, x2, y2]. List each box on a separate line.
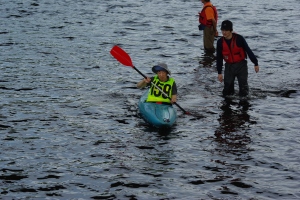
[110, 45, 191, 115]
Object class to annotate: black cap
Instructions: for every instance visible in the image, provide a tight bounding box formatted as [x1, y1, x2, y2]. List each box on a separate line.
[221, 20, 233, 31]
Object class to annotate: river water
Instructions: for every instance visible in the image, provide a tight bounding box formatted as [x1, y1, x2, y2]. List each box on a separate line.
[0, 0, 299, 199]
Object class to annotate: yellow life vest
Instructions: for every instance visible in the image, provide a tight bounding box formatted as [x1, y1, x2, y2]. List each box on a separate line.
[146, 75, 175, 103]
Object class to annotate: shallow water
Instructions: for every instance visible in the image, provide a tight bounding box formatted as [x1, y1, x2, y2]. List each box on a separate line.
[0, 0, 299, 199]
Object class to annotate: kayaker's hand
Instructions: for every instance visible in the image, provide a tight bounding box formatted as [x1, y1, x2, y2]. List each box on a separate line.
[137, 77, 151, 88]
[144, 77, 151, 83]
[171, 95, 177, 104]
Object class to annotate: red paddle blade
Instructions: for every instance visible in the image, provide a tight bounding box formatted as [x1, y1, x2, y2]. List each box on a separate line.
[110, 45, 133, 67]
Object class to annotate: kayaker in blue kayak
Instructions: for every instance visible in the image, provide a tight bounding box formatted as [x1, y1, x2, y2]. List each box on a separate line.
[137, 63, 177, 104]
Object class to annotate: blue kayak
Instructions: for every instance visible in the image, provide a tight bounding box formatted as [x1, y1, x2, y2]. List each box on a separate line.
[138, 89, 177, 128]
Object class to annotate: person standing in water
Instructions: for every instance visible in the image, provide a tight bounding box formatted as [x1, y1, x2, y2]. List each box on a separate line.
[216, 20, 259, 97]
[198, 0, 218, 53]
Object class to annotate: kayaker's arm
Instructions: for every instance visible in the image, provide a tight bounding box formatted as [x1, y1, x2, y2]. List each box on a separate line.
[137, 77, 151, 89]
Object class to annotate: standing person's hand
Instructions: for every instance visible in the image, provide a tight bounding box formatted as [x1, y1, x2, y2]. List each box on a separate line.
[218, 74, 223, 82]
[254, 65, 259, 73]
[215, 30, 218, 37]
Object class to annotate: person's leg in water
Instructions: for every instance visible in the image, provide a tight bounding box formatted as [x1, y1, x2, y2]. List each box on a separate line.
[236, 60, 249, 97]
[203, 26, 215, 53]
[223, 63, 235, 97]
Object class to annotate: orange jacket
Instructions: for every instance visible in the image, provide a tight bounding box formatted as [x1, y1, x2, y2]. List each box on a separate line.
[199, 3, 218, 27]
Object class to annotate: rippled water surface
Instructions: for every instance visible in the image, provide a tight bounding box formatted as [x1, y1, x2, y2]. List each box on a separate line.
[1, 0, 299, 199]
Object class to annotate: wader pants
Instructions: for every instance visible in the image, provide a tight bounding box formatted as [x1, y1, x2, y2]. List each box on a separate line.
[203, 26, 215, 53]
[223, 60, 249, 97]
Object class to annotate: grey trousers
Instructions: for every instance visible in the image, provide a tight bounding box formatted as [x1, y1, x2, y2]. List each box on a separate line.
[223, 60, 249, 97]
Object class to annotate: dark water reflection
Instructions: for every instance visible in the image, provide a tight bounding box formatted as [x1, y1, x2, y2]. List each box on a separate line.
[215, 99, 254, 153]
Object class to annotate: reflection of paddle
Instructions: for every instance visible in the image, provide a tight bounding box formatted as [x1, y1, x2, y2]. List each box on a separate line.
[110, 45, 191, 115]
